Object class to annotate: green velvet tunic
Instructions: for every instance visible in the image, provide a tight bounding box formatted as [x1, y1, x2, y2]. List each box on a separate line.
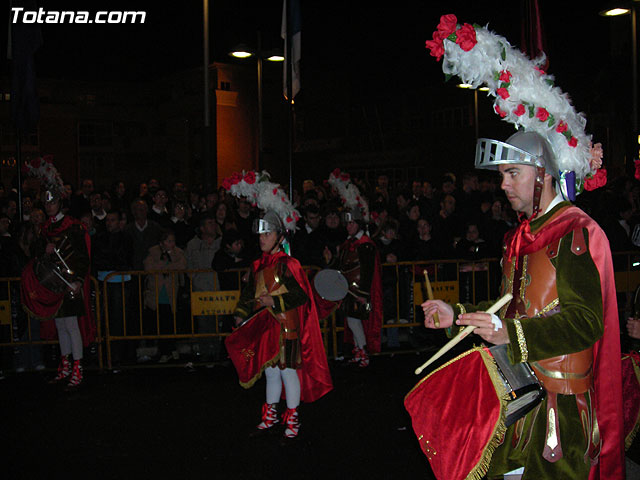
[455, 203, 605, 479]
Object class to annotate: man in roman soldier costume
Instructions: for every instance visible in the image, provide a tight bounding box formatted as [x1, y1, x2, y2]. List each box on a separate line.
[416, 15, 623, 480]
[324, 169, 382, 368]
[20, 157, 94, 389]
[223, 171, 333, 440]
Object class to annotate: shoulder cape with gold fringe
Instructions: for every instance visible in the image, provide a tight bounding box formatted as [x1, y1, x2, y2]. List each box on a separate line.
[622, 351, 640, 450]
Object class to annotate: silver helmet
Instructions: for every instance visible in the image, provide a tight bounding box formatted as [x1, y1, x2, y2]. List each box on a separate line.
[341, 207, 363, 225]
[475, 130, 560, 181]
[252, 210, 284, 234]
[44, 189, 62, 204]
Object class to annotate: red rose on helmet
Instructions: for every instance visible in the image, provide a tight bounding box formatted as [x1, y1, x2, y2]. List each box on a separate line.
[499, 70, 512, 83]
[222, 177, 232, 191]
[584, 168, 607, 191]
[340, 173, 350, 181]
[455, 23, 477, 51]
[426, 37, 445, 61]
[244, 171, 256, 184]
[497, 88, 510, 100]
[332, 168, 341, 178]
[536, 108, 549, 122]
[31, 157, 41, 169]
[494, 104, 507, 118]
[436, 14, 458, 39]
[230, 172, 243, 185]
[568, 137, 578, 148]
[556, 121, 568, 133]
[514, 104, 526, 116]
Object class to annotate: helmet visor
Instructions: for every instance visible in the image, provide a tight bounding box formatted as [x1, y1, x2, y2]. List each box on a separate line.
[475, 138, 544, 171]
[252, 218, 279, 234]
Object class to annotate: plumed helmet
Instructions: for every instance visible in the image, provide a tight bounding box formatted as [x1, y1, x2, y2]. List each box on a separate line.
[475, 130, 560, 180]
[252, 210, 284, 234]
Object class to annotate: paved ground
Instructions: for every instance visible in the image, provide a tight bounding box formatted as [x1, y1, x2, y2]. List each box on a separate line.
[4, 344, 639, 480]
[3, 350, 438, 480]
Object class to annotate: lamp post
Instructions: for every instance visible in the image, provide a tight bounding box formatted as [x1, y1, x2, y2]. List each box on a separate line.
[229, 33, 284, 172]
[457, 84, 491, 140]
[600, 2, 639, 161]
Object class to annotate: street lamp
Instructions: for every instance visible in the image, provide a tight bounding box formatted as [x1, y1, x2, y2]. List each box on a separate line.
[457, 84, 490, 139]
[229, 34, 283, 171]
[599, 2, 639, 160]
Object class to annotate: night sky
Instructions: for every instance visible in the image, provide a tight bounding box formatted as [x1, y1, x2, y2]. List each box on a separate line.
[8, 2, 617, 83]
[3, 1, 632, 144]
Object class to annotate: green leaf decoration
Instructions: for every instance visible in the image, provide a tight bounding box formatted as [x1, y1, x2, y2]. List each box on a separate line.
[545, 79, 554, 87]
[447, 33, 457, 42]
[501, 45, 506, 61]
[547, 114, 555, 128]
[528, 106, 536, 118]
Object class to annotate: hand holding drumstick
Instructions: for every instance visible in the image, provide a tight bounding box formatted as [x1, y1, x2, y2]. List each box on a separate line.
[422, 270, 439, 327]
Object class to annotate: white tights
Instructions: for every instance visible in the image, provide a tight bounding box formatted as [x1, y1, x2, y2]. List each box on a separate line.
[265, 366, 300, 409]
[347, 316, 367, 349]
[55, 316, 83, 360]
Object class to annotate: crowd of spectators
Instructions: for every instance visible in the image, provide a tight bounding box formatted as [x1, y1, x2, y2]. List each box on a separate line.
[1, 167, 640, 373]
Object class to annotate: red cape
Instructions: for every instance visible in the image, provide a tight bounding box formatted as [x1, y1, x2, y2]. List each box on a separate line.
[229, 251, 333, 403]
[505, 205, 624, 480]
[341, 235, 383, 353]
[36, 215, 96, 347]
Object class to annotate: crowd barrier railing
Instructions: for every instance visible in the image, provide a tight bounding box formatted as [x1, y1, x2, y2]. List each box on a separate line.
[0, 275, 103, 369]
[2, 250, 640, 372]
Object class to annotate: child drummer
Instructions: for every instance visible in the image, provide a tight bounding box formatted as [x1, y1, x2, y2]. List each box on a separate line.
[224, 173, 332, 440]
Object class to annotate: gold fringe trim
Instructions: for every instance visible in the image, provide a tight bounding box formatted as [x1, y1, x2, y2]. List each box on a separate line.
[22, 303, 61, 322]
[405, 347, 481, 399]
[623, 354, 640, 451]
[465, 348, 510, 480]
[238, 352, 281, 389]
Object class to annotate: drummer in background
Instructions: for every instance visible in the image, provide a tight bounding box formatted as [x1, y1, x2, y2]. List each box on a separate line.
[323, 205, 383, 368]
[38, 188, 94, 389]
[230, 210, 332, 440]
[422, 131, 622, 479]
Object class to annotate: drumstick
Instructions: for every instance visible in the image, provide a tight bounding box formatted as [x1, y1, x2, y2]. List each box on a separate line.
[414, 293, 512, 375]
[423, 269, 439, 327]
[52, 268, 75, 290]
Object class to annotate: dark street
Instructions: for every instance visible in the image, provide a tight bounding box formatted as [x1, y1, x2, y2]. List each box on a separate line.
[3, 352, 437, 480]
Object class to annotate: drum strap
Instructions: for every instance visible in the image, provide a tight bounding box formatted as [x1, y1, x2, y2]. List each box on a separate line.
[542, 392, 563, 462]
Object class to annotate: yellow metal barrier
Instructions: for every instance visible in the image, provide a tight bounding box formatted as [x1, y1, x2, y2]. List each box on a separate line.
[3, 250, 639, 372]
[0, 275, 103, 370]
[101, 267, 333, 369]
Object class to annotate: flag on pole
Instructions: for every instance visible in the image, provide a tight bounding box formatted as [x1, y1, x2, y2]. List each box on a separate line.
[281, 0, 301, 100]
[520, 0, 549, 70]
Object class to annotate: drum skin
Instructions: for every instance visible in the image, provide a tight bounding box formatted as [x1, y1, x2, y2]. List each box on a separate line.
[313, 269, 349, 302]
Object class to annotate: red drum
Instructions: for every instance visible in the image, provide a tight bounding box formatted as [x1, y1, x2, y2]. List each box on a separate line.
[20, 260, 65, 320]
[225, 310, 281, 388]
[405, 347, 542, 480]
